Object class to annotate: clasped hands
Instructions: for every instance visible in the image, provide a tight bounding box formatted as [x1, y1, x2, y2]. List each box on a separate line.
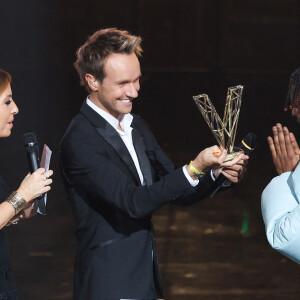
[268, 123, 300, 174]
[188, 145, 249, 183]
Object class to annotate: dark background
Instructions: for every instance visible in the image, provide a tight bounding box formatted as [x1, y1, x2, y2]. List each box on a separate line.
[0, 0, 300, 299]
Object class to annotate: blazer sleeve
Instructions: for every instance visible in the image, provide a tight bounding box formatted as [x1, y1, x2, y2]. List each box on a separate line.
[261, 163, 300, 263]
[133, 115, 217, 206]
[61, 123, 199, 219]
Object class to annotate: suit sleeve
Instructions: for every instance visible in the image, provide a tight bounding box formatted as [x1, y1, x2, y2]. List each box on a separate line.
[61, 124, 198, 219]
[261, 163, 300, 263]
[133, 115, 217, 206]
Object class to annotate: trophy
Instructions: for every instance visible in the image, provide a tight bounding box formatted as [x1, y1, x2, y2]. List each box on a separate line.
[193, 85, 243, 162]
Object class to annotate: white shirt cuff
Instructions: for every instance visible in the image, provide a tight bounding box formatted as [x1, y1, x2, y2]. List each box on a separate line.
[182, 165, 199, 187]
[211, 169, 231, 187]
[210, 169, 216, 181]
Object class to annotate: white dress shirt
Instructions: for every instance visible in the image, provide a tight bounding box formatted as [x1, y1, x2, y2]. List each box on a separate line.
[86, 98, 144, 184]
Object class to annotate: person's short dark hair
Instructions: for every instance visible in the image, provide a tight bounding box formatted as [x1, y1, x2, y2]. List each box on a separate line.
[285, 66, 300, 111]
[74, 28, 143, 92]
[0, 69, 11, 95]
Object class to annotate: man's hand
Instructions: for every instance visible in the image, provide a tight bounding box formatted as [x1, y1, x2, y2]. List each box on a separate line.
[268, 123, 300, 174]
[214, 153, 248, 183]
[187, 145, 249, 182]
[191, 145, 227, 174]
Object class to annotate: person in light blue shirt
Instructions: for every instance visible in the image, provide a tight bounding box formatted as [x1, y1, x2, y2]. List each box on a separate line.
[262, 66, 300, 262]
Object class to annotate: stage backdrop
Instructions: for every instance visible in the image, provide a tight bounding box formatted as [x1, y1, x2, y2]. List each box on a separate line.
[0, 0, 300, 299]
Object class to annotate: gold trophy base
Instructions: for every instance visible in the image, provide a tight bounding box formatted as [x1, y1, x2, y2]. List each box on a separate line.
[224, 148, 244, 162]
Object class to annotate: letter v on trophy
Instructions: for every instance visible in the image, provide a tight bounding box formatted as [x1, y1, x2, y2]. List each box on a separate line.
[193, 85, 244, 162]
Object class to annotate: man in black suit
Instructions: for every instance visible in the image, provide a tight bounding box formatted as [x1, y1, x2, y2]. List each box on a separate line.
[60, 28, 248, 300]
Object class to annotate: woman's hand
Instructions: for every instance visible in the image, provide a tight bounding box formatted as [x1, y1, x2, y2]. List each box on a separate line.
[10, 203, 38, 222]
[17, 168, 53, 202]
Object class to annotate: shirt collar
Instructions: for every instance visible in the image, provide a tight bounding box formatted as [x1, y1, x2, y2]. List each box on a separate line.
[86, 97, 133, 131]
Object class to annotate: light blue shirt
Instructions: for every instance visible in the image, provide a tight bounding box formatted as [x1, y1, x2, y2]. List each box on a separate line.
[261, 162, 300, 263]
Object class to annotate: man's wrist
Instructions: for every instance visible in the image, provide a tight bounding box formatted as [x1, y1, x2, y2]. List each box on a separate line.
[188, 161, 206, 178]
[183, 166, 199, 187]
[186, 165, 200, 180]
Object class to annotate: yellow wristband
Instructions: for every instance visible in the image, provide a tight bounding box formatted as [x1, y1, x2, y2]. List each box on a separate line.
[189, 161, 206, 176]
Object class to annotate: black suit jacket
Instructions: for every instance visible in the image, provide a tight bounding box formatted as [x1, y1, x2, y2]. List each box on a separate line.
[60, 101, 217, 300]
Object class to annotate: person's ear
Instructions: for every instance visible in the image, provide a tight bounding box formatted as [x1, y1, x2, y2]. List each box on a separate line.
[85, 74, 99, 91]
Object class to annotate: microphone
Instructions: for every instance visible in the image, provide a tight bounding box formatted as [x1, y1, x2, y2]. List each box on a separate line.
[210, 133, 258, 197]
[239, 133, 258, 156]
[23, 133, 40, 173]
[23, 132, 46, 214]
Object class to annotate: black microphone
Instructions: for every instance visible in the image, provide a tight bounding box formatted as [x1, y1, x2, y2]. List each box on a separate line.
[23, 132, 46, 214]
[23, 133, 40, 173]
[210, 133, 258, 197]
[238, 133, 258, 156]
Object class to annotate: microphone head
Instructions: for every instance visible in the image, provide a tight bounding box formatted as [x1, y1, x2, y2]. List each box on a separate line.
[240, 133, 258, 154]
[23, 132, 38, 146]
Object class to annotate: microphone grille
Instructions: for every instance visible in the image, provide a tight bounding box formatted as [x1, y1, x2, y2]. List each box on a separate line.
[23, 132, 38, 145]
[243, 133, 258, 149]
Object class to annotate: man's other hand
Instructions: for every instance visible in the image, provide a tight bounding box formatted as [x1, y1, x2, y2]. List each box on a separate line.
[214, 153, 249, 183]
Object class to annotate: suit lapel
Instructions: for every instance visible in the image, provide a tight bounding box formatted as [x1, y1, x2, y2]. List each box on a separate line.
[80, 102, 141, 185]
[131, 128, 153, 186]
[96, 125, 141, 184]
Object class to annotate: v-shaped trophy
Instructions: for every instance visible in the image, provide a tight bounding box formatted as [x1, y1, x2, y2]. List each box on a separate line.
[193, 85, 243, 162]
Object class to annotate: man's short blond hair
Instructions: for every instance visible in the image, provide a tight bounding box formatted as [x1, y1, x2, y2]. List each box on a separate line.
[74, 28, 142, 92]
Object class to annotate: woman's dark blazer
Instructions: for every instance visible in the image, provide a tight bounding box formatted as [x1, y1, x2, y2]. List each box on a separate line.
[0, 176, 17, 300]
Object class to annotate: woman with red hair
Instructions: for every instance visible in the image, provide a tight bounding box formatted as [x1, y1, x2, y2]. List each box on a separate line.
[0, 68, 53, 299]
